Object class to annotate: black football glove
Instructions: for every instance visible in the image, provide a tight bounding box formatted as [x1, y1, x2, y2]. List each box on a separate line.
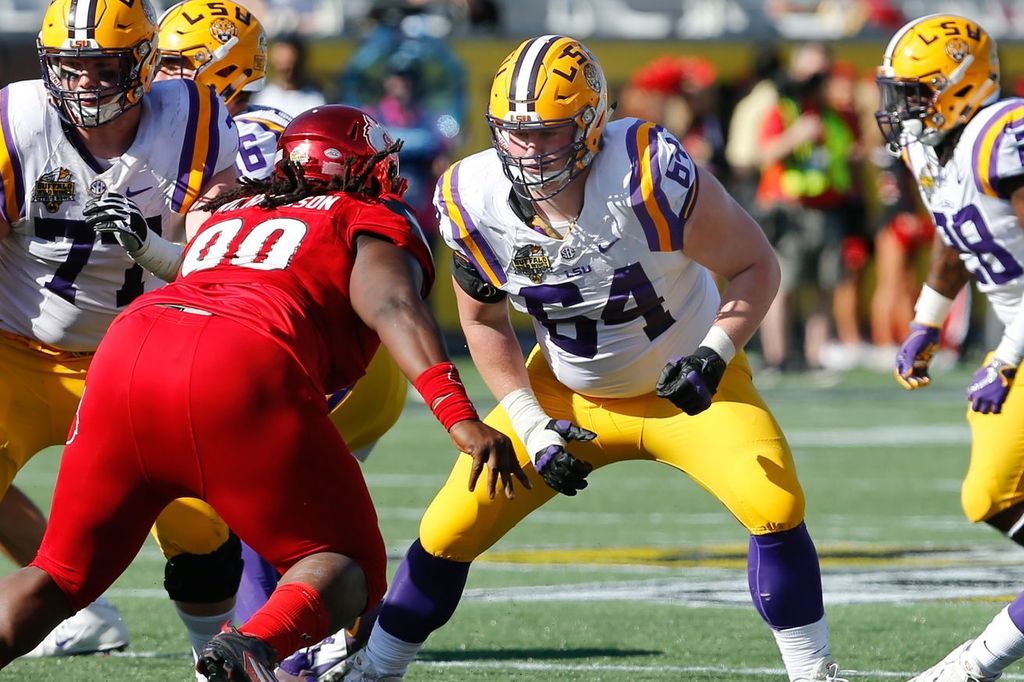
[533, 419, 595, 496]
[655, 347, 727, 415]
[84, 191, 149, 253]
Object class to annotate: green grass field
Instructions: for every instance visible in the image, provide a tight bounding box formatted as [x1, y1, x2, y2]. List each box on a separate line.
[3, 360, 1023, 681]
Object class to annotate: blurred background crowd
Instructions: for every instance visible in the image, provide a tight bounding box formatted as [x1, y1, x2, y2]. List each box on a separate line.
[3, 0, 1024, 375]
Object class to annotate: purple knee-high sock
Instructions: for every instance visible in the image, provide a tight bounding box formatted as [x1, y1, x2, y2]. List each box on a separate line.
[748, 523, 825, 629]
[1008, 593, 1024, 632]
[376, 539, 471, 644]
[235, 541, 281, 623]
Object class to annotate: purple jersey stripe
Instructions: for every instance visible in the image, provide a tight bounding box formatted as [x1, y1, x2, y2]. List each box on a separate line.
[647, 124, 683, 251]
[172, 81, 201, 212]
[0, 88, 25, 222]
[447, 163, 507, 285]
[201, 87, 220, 189]
[972, 100, 1022, 198]
[676, 167, 700, 250]
[625, 120, 663, 251]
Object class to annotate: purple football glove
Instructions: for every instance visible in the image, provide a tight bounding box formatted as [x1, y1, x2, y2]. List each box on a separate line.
[655, 347, 727, 415]
[967, 359, 1017, 414]
[534, 419, 595, 496]
[895, 322, 940, 390]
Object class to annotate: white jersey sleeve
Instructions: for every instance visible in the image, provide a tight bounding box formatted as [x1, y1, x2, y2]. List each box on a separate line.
[435, 118, 717, 398]
[0, 79, 239, 351]
[234, 105, 291, 180]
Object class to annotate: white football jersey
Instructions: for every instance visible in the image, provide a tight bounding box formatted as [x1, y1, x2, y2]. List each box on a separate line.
[0, 79, 238, 351]
[234, 105, 291, 181]
[436, 117, 717, 398]
[904, 98, 1024, 327]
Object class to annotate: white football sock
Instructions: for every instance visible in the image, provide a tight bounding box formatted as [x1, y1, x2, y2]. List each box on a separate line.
[771, 616, 831, 681]
[175, 604, 234, 660]
[969, 607, 1024, 677]
[364, 625, 424, 676]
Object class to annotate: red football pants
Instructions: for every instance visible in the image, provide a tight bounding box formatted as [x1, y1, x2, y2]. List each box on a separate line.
[32, 304, 387, 612]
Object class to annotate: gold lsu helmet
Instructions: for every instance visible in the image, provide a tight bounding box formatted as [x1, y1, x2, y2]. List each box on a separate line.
[487, 35, 608, 200]
[157, 0, 267, 106]
[876, 14, 1000, 150]
[37, 0, 159, 128]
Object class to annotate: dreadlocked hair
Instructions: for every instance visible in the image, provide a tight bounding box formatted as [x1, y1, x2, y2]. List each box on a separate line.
[200, 139, 405, 212]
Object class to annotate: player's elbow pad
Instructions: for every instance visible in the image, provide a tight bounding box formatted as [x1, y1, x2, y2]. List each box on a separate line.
[452, 252, 506, 304]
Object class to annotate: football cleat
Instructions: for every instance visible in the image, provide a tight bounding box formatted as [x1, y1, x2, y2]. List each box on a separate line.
[908, 641, 1002, 682]
[801, 656, 850, 681]
[324, 650, 403, 682]
[276, 633, 351, 680]
[196, 626, 277, 682]
[23, 597, 129, 657]
[276, 602, 378, 679]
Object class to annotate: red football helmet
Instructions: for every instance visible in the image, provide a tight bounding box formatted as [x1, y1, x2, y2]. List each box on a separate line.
[275, 104, 407, 197]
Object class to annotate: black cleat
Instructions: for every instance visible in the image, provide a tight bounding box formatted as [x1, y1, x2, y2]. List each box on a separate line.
[196, 627, 278, 682]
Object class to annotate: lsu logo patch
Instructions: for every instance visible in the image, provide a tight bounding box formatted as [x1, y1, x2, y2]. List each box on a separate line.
[32, 167, 76, 213]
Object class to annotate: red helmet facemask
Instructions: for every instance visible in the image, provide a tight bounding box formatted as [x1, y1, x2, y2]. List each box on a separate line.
[274, 104, 407, 197]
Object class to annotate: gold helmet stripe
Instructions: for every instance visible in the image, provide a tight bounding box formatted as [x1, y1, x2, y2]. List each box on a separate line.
[510, 34, 559, 114]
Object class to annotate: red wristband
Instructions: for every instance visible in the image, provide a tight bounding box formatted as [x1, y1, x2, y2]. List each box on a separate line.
[413, 362, 479, 431]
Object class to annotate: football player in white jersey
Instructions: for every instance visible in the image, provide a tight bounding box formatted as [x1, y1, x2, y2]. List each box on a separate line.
[337, 36, 846, 682]
[0, 0, 237, 661]
[879, 14, 1024, 682]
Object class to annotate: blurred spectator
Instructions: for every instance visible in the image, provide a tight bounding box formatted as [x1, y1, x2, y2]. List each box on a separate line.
[446, 0, 500, 32]
[339, 2, 467, 243]
[251, 33, 326, 117]
[818, 60, 870, 370]
[754, 42, 858, 372]
[617, 55, 726, 178]
[726, 43, 783, 208]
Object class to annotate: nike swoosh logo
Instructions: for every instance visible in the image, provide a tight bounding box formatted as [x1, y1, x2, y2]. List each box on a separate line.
[125, 186, 151, 198]
[54, 637, 72, 649]
[597, 237, 620, 254]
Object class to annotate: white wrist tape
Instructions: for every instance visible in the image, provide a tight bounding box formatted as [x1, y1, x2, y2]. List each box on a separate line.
[913, 285, 954, 327]
[131, 232, 184, 283]
[995, 302, 1024, 366]
[499, 388, 563, 465]
[699, 325, 736, 364]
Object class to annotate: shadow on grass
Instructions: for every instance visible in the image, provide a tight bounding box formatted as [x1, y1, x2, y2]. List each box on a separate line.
[419, 647, 661, 662]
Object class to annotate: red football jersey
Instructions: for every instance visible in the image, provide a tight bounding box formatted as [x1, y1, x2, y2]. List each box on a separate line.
[135, 191, 435, 392]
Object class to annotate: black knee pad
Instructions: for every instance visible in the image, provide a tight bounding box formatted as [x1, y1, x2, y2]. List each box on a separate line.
[164, 532, 243, 603]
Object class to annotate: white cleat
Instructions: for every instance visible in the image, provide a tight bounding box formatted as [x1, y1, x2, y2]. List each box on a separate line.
[908, 641, 1002, 682]
[797, 656, 850, 682]
[325, 650, 403, 682]
[22, 597, 129, 658]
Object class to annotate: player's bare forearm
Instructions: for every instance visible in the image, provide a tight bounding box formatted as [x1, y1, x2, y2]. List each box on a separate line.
[351, 236, 451, 380]
[924, 233, 970, 299]
[455, 283, 532, 401]
[715, 257, 781, 349]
